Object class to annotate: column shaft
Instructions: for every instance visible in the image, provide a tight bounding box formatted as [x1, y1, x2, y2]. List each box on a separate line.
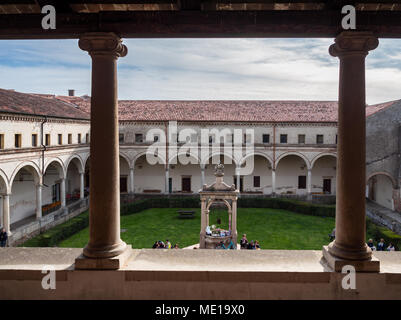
[327, 32, 379, 261]
[2, 195, 10, 234]
[79, 33, 128, 258]
[60, 178, 66, 207]
[165, 168, 169, 194]
[129, 168, 134, 194]
[272, 169, 276, 195]
[80, 173, 85, 200]
[36, 185, 42, 219]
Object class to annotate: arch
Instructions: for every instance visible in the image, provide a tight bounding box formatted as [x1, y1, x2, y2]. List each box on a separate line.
[65, 154, 84, 174]
[275, 152, 311, 170]
[0, 168, 10, 194]
[201, 152, 239, 167]
[311, 153, 337, 169]
[83, 153, 90, 169]
[119, 152, 132, 169]
[44, 157, 66, 179]
[133, 151, 166, 166]
[240, 152, 273, 168]
[10, 161, 41, 187]
[206, 198, 232, 213]
[367, 171, 397, 189]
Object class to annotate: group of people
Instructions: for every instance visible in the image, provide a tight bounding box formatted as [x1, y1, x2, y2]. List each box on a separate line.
[152, 239, 179, 249]
[240, 234, 261, 250]
[368, 238, 396, 251]
[0, 228, 7, 247]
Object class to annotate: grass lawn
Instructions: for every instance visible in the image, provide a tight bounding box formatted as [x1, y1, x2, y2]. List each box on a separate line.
[59, 207, 338, 250]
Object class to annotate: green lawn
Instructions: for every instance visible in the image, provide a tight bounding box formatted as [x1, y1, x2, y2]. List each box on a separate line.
[59, 208, 338, 250]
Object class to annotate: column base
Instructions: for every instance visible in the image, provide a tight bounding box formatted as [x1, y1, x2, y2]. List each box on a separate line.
[322, 245, 380, 272]
[75, 245, 133, 270]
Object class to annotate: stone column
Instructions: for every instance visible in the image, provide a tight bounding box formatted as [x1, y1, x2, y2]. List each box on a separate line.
[231, 199, 238, 248]
[199, 198, 207, 249]
[165, 167, 169, 194]
[80, 173, 85, 200]
[201, 165, 205, 189]
[323, 32, 380, 272]
[307, 169, 312, 200]
[2, 194, 10, 234]
[36, 184, 42, 219]
[236, 166, 240, 192]
[271, 169, 276, 195]
[60, 178, 66, 208]
[76, 33, 128, 263]
[129, 167, 134, 194]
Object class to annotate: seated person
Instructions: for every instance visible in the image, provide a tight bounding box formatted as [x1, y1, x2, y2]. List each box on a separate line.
[367, 239, 376, 251]
[225, 240, 235, 250]
[377, 238, 385, 251]
[247, 240, 255, 250]
[240, 234, 248, 249]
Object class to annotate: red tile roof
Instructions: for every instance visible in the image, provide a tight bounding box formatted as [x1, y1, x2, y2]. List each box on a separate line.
[0, 89, 90, 120]
[2, 89, 399, 123]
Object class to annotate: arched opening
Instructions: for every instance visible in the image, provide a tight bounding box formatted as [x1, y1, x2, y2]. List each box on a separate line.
[119, 155, 130, 193]
[66, 157, 83, 204]
[10, 165, 40, 228]
[42, 160, 65, 213]
[367, 173, 396, 210]
[311, 155, 337, 195]
[0, 173, 8, 229]
[134, 154, 165, 194]
[241, 154, 272, 194]
[276, 154, 309, 195]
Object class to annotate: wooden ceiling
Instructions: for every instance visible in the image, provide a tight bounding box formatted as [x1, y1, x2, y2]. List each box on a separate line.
[2, 1, 401, 38]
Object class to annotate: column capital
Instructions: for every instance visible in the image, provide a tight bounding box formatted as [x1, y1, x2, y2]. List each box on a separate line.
[79, 32, 128, 58]
[329, 31, 379, 58]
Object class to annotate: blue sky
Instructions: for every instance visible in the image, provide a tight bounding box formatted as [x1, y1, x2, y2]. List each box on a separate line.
[0, 38, 400, 104]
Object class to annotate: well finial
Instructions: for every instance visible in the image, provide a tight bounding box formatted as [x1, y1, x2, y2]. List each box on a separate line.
[215, 163, 224, 177]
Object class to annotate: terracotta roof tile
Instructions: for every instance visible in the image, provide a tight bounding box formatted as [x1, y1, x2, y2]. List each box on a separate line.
[0, 89, 90, 120]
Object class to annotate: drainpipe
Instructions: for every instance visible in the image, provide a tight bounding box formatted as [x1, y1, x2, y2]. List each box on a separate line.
[40, 116, 48, 176]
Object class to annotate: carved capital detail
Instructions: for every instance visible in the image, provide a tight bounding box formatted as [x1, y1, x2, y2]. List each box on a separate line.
[79, 32, 127, 58]
[329, 31, 379, 58]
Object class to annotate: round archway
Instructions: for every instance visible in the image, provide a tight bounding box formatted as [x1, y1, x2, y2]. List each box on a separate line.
[311, 154, 337, 195]
[367, 173, 396, 210]
[276, 154, 309, 195]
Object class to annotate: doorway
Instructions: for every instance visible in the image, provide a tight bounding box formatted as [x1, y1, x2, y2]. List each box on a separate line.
[182, 177, 191, 192]
[323, 179, 331, 194]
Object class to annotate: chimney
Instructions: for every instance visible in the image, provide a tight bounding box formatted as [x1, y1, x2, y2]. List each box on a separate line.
[68, 89, 75, 97]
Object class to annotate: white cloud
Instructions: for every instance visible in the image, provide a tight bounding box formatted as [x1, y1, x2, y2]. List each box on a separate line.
[0, 38, 400, 104]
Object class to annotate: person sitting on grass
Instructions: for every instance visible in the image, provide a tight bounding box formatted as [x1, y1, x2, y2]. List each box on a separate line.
[165, 239, 172, 249]
[387, 243, 395, 251]
[367, 239, 376, 251]
[240, 234, 248, 249]
[255, 240, 261, 250]
[157, 240, 165, 249]
[377, 238, 385, 251]
[173, 243, 179, 249]
[0, 228, 7, 248]
[329, 228, 336, 241]
[247, 240, 255, 250]
[152, 241, 158, 249]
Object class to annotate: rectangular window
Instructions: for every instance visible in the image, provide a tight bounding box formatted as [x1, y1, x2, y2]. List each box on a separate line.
[58, 134, 62, 145]
[135, 134, 143, 143]
[262, 134, 270, 144]
[78, 134, 81, 144]
[298, 134, 305, 144]
[316, 134, 324, 144]
[32, 134, 38, 147]
[280, 134, 288, 144]
[253, 176, 260, 188]
[154, 134, 160, 142]
[119, 133, 124, 143]
[86, 133, 89, 143]
[209, 135, 213, 144]
[335, 135, 338, 144]
[298, 176, 307, 189]
[68, 134, 72, 144]
[45, 134, 50, 146]
[0, 134, 4, 149]
[14, 134, 21, 148]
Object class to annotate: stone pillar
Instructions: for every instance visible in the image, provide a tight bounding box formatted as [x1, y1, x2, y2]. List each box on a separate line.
[129, 167, 134, 194]
[323, 32, 380, 272]
[199, 198, 207, 249]
[236, 166, 240, 192]
[36, 184, 42, 219]
[231, 199, 238, 248]
[80, 173, 85, 200]
[165, 167, 169, 194]
[2, 194, 10, 234]
[307, 169, 312, 200]
[201, 165, 205, 189]
[60, 178, 66, 208]
[75, 33, 129, 266]
[271, 169, 276, 195]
